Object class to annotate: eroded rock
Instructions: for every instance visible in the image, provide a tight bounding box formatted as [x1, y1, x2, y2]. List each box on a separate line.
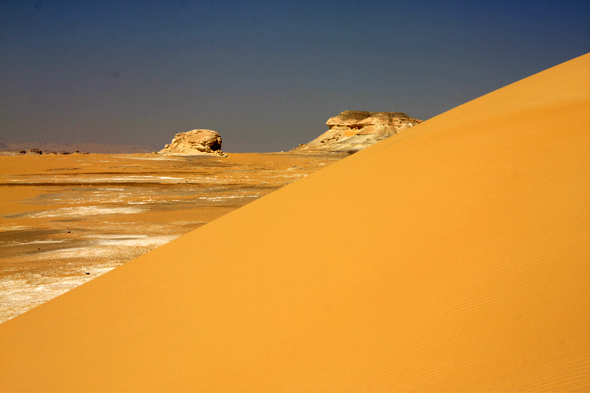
[0, 150, 26, 156]
[159, 129, 228, 157]
[294, 111, 422, 153]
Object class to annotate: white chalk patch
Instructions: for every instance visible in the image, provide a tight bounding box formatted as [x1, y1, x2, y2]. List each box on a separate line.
[0, 226, 32, 232]
[29, 206, 146, 218]
[0, 266, 117, 323]
[36, 235, 178, 260]
[7, 239, 67, 246]
[199, 195, 245, 201]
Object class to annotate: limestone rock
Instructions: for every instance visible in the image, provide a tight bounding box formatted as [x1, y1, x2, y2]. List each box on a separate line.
[159, 129, 228, 157]
[27, 148, 42, 155]
[294, 111, 422, 153]
[0, 150, 26, 156]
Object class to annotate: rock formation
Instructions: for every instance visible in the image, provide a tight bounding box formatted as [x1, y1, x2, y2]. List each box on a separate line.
[294, 111, 422, 153]
[0, 150, 26, 156]
[159, 129, 228, 157]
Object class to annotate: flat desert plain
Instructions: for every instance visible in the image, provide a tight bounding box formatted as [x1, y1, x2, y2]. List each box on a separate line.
[1, 53, 589, 392]
[0, 152, 344, 323]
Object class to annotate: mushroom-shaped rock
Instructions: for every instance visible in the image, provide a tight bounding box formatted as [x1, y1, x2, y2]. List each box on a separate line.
[159, 129, 228, 157]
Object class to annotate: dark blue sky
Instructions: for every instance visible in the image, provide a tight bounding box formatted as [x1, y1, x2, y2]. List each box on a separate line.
[1, 0, 589, 152]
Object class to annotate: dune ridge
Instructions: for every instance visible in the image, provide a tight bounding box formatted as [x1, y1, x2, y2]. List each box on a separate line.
[0, 54, 589, 391]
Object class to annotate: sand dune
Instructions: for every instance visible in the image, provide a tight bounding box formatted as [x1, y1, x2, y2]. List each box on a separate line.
[1, 54, 589, 391]
[0, 153, 342, 324]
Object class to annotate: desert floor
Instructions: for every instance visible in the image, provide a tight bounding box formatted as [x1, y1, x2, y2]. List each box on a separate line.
[0, 152, 345, 324]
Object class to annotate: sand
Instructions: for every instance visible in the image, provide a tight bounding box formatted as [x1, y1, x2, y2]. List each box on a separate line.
[0, 152, 343, 323]
[1, 53, 589, 391]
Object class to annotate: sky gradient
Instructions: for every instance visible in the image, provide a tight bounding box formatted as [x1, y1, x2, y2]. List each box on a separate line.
[1, 0, 589, 152]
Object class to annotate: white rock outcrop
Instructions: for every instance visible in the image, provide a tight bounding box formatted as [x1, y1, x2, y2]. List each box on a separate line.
[159, 129, 228, 157]
[294, 111, 422, 153]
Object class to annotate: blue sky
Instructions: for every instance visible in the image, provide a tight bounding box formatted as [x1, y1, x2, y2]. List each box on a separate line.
[1, 0, 589, 152]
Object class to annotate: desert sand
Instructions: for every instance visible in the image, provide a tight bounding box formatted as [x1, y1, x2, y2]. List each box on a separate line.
[1, 53, 589, 391]
[0, 152, 343, 324]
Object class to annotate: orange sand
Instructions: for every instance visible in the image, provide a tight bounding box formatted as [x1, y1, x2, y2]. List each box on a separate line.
[0, 153, 342, 323]
[1, 54, 589, 391]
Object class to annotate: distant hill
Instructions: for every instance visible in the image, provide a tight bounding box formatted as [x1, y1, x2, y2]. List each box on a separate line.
[0, 142, 157, 154]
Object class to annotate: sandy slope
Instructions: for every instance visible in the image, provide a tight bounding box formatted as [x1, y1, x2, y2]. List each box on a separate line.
[1, 54, 589, 391]
[0, 153, 342, 324]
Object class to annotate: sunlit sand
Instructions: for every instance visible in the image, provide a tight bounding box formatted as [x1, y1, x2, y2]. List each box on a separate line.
[0, 54, 589, 391]
[0, 153, 343, 323]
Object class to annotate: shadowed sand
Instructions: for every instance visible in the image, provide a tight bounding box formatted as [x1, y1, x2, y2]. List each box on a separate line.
[1, 54, 589, 391]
